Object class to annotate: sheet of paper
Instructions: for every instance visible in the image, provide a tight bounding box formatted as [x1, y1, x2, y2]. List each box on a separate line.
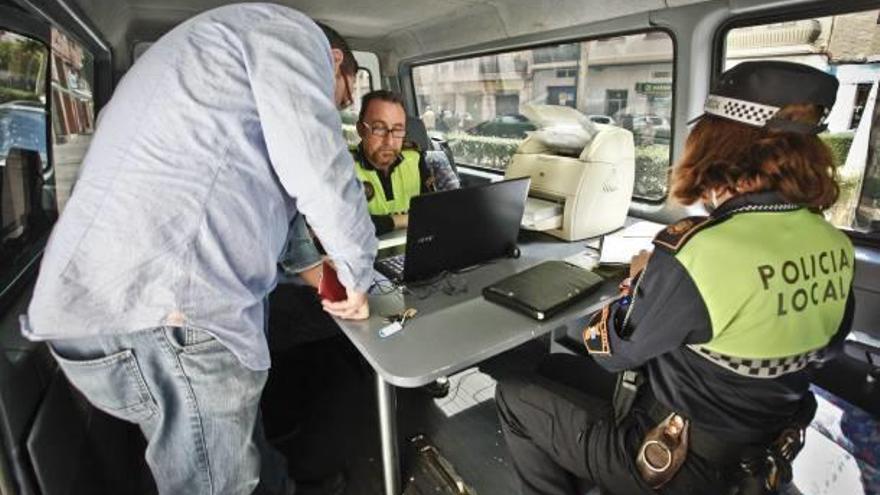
[617, 220, 666, 238]
[377, 229, 407, 250]
[599, 220, 666, 264]
[599, 236, 656, 264]
[564, 250, 600, 270]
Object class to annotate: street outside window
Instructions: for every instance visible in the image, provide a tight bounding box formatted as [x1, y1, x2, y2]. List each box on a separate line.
[412, 31, 675, 201]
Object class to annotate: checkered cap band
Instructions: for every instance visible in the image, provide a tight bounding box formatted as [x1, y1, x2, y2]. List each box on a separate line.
[704, 94, 780, 128]
[687, 345, 824, 379]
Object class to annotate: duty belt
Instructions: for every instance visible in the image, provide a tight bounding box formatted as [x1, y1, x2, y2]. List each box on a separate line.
[640, 394, 764, 466]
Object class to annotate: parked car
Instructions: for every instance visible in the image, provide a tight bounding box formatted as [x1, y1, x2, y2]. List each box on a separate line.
[466, 114, 536, 139]
[586, 114, 616, 125]
[617, 113, 671, 144]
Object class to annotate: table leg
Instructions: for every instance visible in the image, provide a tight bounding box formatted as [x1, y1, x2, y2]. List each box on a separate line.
[376, 373, 400, 495]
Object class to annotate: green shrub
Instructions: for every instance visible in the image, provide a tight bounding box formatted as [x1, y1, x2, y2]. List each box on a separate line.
[349, 130, 673, 200]
[445, 133, 672, 199]
[863, 176, 880, 201]
[341, 124, 359, 147]
[446, 132, 521, 170]
[820, 132, 854, 168]
[411, 131, 855, 206]
[634, 144, 670, 200]
[0, 87, 39, 104]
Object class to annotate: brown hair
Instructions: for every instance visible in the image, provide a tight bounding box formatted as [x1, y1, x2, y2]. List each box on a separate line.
[316, 22, 358, 76]
[358, 90, 405, 123]
[672, 104, 839, 210]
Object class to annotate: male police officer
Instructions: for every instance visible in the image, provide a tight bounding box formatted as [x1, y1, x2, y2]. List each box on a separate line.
[21, 5, 373, 495]
[353, 90, 458, 235]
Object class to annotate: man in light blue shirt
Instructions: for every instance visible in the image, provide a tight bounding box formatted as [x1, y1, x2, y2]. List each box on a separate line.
[20, 4, 374, 494]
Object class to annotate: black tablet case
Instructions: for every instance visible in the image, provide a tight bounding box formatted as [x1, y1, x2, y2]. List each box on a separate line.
[482, 260, 604, 320]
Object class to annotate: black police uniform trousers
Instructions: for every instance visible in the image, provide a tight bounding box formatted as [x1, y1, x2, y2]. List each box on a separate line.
[495, 354, 728, 495]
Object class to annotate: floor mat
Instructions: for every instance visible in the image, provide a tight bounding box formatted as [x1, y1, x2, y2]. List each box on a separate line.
[792, 386, 880, 494]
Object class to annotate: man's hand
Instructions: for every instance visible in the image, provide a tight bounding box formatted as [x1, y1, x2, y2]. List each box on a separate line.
[298, 263, 322, 289]
[392, 213, 409, 230]
[322, 288, 369, 320]
[630, 250, 652, 278]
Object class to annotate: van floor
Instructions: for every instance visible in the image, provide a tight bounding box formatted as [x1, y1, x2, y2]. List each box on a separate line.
[261, 335, 880, 495]
[260, 334, 542, 495]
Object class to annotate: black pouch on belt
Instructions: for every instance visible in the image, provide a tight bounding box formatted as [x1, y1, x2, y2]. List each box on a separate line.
[635, 412, 690, 489]
[612, 369, 644, 425]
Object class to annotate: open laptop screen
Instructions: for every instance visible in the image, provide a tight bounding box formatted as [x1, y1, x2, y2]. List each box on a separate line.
[399, 177, 530, 282]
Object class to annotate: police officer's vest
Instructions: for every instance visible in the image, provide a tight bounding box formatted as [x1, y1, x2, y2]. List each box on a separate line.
[353, 149, 421, 215]
[655, 206, 854, 378]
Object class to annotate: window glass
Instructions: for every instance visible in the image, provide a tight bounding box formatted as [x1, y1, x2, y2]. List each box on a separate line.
[0, 30, 50, 286]
[413, 31, 675, 201]
[50, 27, 95, 214]
[725, 9, 880, 231]
[341, 67, 373, 146]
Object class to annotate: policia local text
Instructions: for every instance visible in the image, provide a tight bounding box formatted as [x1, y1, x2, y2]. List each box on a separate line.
[757, 248, 851, 315]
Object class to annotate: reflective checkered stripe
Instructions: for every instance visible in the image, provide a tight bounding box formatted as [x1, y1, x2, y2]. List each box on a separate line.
[687, 345, 824, 379]
[704, 94, 779, 128]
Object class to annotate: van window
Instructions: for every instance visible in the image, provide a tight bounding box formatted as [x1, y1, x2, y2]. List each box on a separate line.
[341, 67, 374, 146]
[50, 27, 95, 214]
[0, 30, 50, 287]
[724, 9, 880, 232]
[412, 30, 675, 201]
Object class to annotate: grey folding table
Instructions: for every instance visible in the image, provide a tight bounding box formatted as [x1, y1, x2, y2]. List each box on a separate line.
[334, 234, 622, 495]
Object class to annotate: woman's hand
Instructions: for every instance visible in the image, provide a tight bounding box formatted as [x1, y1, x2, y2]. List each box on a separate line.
[630, 250, 652, 278]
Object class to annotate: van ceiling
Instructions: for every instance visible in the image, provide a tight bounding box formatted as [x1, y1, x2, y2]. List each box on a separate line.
[69, 0, 710, 71]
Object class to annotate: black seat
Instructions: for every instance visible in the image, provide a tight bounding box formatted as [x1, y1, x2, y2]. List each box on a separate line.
[841, 245, 880, 383]
[405, 115, 432, 153]
[843, 333, 879, 382]
[406, 115, 457, 175]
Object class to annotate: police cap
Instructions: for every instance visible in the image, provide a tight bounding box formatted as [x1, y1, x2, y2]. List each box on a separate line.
[692, 61, 839, 134]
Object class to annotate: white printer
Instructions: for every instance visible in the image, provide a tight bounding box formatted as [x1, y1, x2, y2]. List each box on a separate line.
[504, 105, 635, 241]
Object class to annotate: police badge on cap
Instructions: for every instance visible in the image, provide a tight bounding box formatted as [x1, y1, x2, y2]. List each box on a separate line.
[690, 61, 839, 134]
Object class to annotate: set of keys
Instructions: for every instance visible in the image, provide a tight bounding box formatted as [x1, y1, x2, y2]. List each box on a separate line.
[379, 308, 418, 338]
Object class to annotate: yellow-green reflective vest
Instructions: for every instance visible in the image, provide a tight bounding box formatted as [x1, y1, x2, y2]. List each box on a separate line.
[676, 208, 854, 360]
[353, 149, 421, 215]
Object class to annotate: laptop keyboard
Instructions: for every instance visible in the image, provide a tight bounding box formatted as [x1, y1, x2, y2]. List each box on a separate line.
[375, 254, 406, 281]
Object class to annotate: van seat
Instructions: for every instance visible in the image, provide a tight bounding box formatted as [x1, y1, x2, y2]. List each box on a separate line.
[843, 330, 880, 382]
[793, 386, 880, 494]
[405, 115, 458, 180]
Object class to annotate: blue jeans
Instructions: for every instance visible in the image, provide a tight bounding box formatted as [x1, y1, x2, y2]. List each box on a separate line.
[49, 326, 289, 495]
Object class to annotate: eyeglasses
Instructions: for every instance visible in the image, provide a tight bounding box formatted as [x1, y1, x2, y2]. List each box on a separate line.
[361, 122, 406, 139]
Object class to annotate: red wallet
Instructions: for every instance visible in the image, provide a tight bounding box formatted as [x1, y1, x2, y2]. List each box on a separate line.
[318, 261, 347, 302]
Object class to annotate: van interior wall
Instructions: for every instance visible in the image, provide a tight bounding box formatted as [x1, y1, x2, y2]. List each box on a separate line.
[62, 0, 714, 74]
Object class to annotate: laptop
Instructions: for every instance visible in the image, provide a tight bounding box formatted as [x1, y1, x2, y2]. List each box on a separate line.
[482, 260, 604, 320]
[375, 177, 530, 283]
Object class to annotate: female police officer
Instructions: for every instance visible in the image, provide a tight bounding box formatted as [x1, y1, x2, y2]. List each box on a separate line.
[495, 60, 855, 495]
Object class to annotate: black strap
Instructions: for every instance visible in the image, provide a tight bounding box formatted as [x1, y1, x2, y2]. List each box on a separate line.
[612, 369, 643, 426]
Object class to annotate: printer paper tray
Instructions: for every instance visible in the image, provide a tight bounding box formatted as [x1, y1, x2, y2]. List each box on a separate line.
[521, 214, 563, 231]
[521, 196, 563, 231]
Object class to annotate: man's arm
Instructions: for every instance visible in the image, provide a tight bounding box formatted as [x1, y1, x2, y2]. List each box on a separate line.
[277, 214, 323, 288]
[244, 17, 376, 296]
[371, 214, 396, 236]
